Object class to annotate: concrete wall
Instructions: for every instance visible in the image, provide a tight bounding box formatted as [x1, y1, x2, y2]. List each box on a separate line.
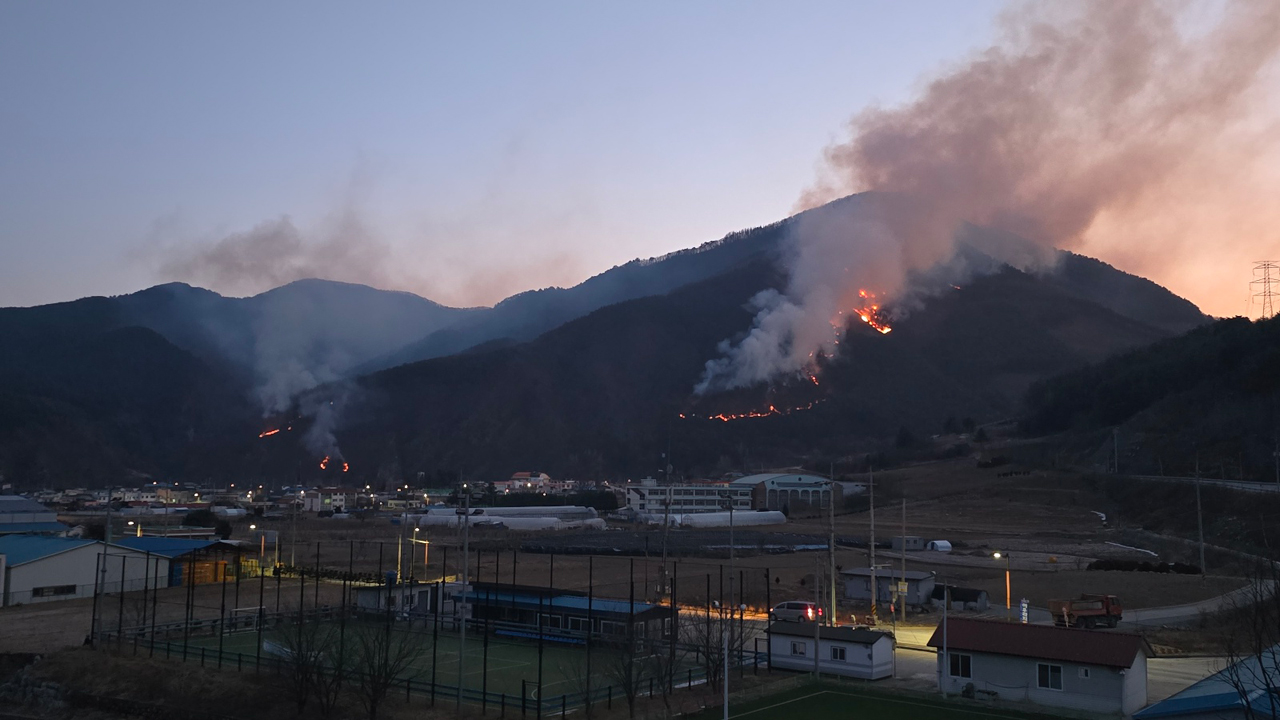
[2, 545, 166, 606]
[935, 649, 1144, 716]
[769, 632, 894, 679]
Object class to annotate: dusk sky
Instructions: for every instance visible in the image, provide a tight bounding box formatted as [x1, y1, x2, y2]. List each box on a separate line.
[2, 1, 1276, 317]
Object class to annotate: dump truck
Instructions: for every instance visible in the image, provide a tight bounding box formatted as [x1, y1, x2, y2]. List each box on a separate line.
[1048, 594, 1122, 628]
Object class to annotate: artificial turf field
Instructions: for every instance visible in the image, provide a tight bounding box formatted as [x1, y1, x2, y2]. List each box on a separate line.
[191, 624, 679, 700]
[690, 684, 1068, 720]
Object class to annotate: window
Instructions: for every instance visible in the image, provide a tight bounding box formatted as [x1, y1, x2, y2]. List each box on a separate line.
[830, 646, 846, 662]
[1038, 663, 1063, 690]
[949, 653, 972, 678]
[1078, 667, 1090, 680]
[32, 585, 76, 598]
[568, 617, 590, 632]
[791, 641, 806, 657]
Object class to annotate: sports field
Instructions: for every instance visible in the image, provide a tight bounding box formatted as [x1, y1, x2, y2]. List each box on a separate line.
[689, 683, 1069, 720]
[190, 623, 684, 701]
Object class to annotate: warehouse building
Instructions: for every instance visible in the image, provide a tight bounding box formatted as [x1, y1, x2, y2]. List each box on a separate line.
[0, 535, 163, 606]
[0, 495, 69, 536]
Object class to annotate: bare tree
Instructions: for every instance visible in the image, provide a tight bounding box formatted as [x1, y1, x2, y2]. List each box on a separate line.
[681, 610, 746, 695]
[350, 622, 428, 720]
[274, 618, 338, 715]
[603, 642, 646, 720]
[1221, 561, 1280, 718]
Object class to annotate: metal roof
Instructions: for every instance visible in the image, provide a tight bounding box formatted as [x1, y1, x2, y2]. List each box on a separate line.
[0, 534, 97, 566]
[729, 474, 831, 486]
[0, 522, 70, 535]
[768, 621, 892, 645]
[461, 589, 668, 618]
[841, 568, 935, 581]
[927, 617, 1151, 669]
[0, 495, 54, 514]
[112, 537, 221, 558]
[1134, 644, 1280, 718]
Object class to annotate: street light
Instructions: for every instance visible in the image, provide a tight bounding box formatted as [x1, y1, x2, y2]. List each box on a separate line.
[127, 520, 141, 537]
[993, 552, 1011, 621]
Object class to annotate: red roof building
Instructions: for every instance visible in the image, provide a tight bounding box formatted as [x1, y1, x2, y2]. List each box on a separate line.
[927, 617, 1152, 716]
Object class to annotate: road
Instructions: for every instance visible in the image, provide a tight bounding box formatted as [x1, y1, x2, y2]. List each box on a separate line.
[1122, 474, 1280, 494]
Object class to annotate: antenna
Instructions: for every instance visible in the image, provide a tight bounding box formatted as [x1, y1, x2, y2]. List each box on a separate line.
[1251, 261, 1280, 319]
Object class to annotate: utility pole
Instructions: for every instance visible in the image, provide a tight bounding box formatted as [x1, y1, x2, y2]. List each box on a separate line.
[456, 479, 471, 715]
[1195, 456, 1207, 584]
[868, 466, 876, 620]
[828, 467, 836, 626]
[900, 497, 907, 623]
[660, 436, 673, 599]
[1113, 428, 1120, 474]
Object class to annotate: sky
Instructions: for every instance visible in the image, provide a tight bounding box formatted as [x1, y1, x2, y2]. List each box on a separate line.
[1, 1, 1275, 318]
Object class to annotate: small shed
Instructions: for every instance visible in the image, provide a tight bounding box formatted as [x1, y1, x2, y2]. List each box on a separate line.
[768, 621, 894, 679]
[891, 536, 924, 551]
[926, 540, 953, 552]
[931, 585, 990, 612]
[113, 537, 241, 586]
[841, 568, 936, 608]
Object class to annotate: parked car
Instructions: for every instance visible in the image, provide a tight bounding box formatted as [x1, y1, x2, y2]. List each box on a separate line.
[770, 601, 822, 622]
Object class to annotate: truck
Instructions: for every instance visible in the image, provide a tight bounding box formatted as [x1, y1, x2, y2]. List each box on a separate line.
[1048, 594, 1122, 628]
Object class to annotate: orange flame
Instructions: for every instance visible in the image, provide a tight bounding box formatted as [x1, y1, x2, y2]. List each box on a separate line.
[320, 456, 330, 470]
[695, 400, 824, 422]
[851, 289, 892, 335]
[342, 462, 350, 473]
[258, 429, 280, 438]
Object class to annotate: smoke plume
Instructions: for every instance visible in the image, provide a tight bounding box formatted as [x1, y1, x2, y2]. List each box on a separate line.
[158, 211, 394, 298]
[698, 0, 1280, 393]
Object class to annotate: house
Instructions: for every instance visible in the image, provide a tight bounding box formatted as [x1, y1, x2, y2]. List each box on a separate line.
[0, 535, 164, 606]
[891, 536, 924, 551]
[931, 585, 990, 612]
[0, 495, 69, 536]
[1133, 642, 1280, 718]
[728, 474, 842, 513]
[767, 621, 894, 679]
[928, 617, 1152, 716]
[841, 568, 936, 608]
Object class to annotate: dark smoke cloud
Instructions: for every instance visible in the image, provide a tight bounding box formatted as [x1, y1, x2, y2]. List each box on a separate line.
[699, 0, 1280, 392]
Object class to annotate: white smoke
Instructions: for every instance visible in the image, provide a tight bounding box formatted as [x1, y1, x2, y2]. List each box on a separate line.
[697, 0, 1280, 393]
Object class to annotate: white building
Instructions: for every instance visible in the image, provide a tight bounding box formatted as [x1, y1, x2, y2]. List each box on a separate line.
[768, 621, 894, 679]
[624, 482, 750, 514]
[929, 617, 1151, 716]
[728, 474, 842, 513]
[303, 489, 349, 513]
[0, 535, 165, 606]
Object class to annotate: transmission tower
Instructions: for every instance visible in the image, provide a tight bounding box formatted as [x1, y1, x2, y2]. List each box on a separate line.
[1251, 261, 1280, 319]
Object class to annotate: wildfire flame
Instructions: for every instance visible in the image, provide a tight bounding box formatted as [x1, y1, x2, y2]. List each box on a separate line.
[319, 456, 350, 472]
[258, 429, 281, 438]
[681, 400, 824, 422]
[849, 289, 892, 335]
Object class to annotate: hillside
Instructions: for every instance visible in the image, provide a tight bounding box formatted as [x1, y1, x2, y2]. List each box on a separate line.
[1022, 314, 1280, 479]
[322, 260, 1187, 484]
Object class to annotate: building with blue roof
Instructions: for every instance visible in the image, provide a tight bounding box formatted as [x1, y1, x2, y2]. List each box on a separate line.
[112, 537, 240, 586]
[0, 535, 164, 606]
[0, 495, 69, 536]
[1134, 648, 1280, 719]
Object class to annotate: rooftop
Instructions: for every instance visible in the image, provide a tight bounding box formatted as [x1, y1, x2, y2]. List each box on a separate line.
[112, 537, 224, 558]
[1134, 643, 1280, 718]
[0, 495, 55, 515]
[927, 617, 1151, 669]
[0, 534, 96, 566]
[0, 521, 71, 535]
[729, 473, 832, 486]
[769, 621, 892, 644]
[841, 568, 935, 581]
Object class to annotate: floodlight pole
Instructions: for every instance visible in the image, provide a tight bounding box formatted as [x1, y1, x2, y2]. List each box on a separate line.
[456, 479, 470, 715]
